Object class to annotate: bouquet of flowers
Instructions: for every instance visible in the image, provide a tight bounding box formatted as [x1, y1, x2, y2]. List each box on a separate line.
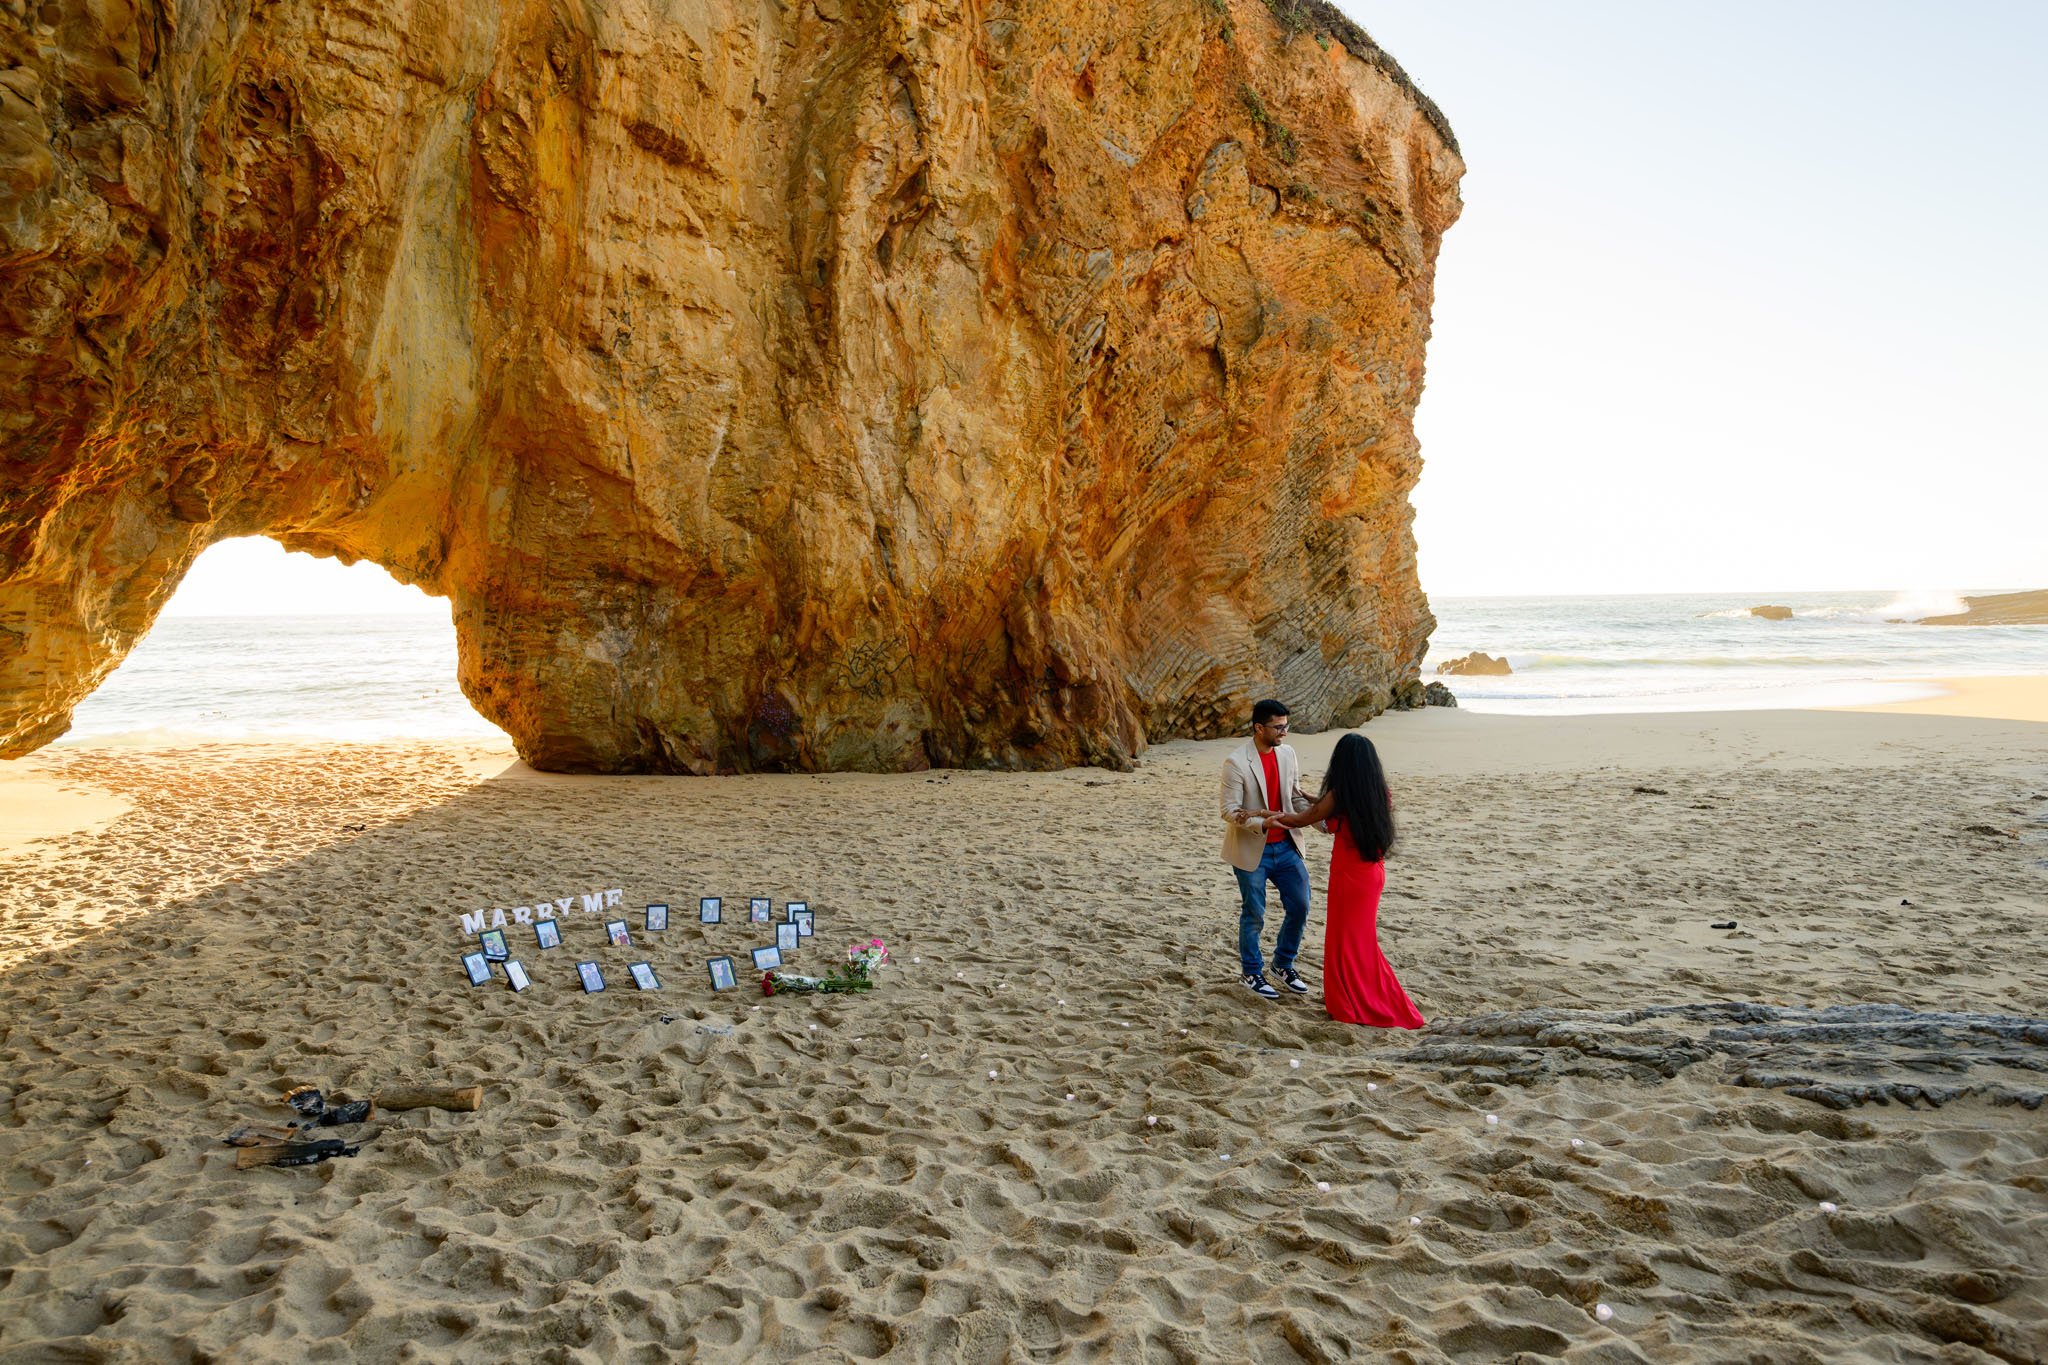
[763, 938, 891, 995]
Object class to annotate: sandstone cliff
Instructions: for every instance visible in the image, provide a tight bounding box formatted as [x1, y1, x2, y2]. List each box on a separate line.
[0, 0, 1460, 772]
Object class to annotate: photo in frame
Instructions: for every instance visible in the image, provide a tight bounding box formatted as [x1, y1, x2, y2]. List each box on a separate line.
[534, 919, 562, 950]
[785, 900, 808, 920]
[504, 959, 531, 992]
[462, 951, 491, 986]
[629, 961, 661, 991]
[749, 898, 771, 923]
[645, 903, 669, 932]
[577, 961, 606, 993]
[700, 897, 722, 924]
[605, 919, 632, 948]
[707, 956, 737, 991]
[751, 944, 782, 971]
[793, 910, 814, 938]
[776, 921, 799, 953]
[478, 929, 509, 961]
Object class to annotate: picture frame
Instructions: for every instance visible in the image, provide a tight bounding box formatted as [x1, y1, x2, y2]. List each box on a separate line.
[478, 928, 509, 961]
[751, 944, 782, 971]
[504, 959, 532, 992]
[462, 950, 491, 986]
[577, 960, 606, 993]
[605, 919, 632, 948]
[776, 921, 799, 953]
[645, 903, 669, 933]
[707, 956, 737, 991]
[749, 897, 771, 923]
[700, 896, 722, 924]
[534, 919, 562, 950]
[793, 910, 814, 938]
[629, 961, 661, 991]
[785, 900, 808, 920]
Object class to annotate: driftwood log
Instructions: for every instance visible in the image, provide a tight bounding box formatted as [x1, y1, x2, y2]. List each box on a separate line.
[372, 1086, 483, 1113]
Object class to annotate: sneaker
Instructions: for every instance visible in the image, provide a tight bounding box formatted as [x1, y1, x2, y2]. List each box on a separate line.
[1241, 971, 1280, 1000]
[1276, 967, 1311, 994]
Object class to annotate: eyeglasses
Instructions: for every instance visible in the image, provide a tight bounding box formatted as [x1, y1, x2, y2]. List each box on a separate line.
[1256, 721, 1290, 734]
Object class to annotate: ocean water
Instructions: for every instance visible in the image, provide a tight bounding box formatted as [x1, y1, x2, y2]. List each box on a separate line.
[55, 591, 2048, 744]
[1426, 590, 2048, 714]
[63, 613, 506, 745]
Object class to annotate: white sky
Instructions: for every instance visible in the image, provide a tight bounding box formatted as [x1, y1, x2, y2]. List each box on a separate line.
[166, 3, 2045, 615]
[162, 539, 447, 617]
[1356, 0, 2047, 594]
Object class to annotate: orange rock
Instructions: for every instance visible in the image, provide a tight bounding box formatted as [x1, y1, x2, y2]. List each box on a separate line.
[0, 0, 1461, 771]
[1435, 652, 1511, 677]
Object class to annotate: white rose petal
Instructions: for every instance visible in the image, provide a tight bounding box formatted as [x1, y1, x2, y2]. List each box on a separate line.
[1289, 1059, 1301, 1070]
[1145, 1115, 1157, 1126]
[1409, 1216, 1421, 1226]
[987, 1070, 998, 1079]
[1316, 1181, 1330, 1192]
[1819, 1201, 1838, 1213]
[1594, 1304, 1613, 1323]
[1570, 1138, 1584, 1149]
[1485, 1114, 1499, 1126]
[1366, 1082, 1377, 1092]
[1066, 1093, 1076, 1101]
[1219, 1154, 1231, 1162]
[912, 957, 920, 963]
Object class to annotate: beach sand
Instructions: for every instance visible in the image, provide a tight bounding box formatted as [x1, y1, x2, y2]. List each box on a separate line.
[1, 696, 2045, 1361]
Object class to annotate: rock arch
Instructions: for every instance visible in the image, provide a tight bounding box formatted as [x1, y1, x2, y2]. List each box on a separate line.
[0, 0, 1460, 772]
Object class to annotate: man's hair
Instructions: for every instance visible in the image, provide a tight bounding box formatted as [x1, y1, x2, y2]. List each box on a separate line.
[1251, 699, 1290, 727]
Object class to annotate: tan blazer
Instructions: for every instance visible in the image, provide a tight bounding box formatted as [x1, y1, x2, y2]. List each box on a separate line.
[1219, 739, 1311, 871]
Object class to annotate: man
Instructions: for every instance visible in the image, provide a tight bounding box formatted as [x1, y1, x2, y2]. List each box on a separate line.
[1219, 699, 1314, 999]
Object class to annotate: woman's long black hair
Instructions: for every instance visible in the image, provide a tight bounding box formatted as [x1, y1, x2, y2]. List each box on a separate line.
[1321, 733, 1396, 862]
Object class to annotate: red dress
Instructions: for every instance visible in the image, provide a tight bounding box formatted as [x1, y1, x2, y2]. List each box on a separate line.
[1322, 817, 1425, 1029]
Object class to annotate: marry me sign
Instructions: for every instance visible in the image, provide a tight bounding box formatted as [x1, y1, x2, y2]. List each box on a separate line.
[458, 887, 623, 936]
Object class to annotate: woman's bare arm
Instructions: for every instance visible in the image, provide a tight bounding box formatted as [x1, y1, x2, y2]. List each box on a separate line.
[1270, 791, 1336, 829]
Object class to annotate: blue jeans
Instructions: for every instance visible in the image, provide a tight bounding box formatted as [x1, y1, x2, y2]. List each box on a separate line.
[1234, 838, 1310, 976]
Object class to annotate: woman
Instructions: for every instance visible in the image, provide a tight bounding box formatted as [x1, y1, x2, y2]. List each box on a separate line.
[1263, 734, 1424, 1028]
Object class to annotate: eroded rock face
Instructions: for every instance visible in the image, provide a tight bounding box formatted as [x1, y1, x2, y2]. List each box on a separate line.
[1435, 650, 1509, 677]
[0, 0, 1460, 772]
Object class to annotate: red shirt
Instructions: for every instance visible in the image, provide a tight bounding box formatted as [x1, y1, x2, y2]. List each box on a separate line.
[1260, 747, 1286, 843]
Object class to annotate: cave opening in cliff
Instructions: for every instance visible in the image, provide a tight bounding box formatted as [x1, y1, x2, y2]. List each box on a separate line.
[63, 537, 507, 746]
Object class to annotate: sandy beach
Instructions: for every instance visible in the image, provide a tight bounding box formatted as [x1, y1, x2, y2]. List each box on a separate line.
[2, 691, 2045, 1362]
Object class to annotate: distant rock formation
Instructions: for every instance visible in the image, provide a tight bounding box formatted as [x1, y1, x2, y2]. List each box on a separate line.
[1749, 605, 1795, 621]
[1916, 590, 2048, 627]
[0, 0, 1461, 772]
[1422, 681, 1457, 707]
[1435, 651, 1511, 677]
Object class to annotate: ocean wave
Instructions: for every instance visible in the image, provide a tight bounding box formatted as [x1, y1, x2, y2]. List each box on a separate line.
[1471, 654, 1890, 671]
[1698, 591, 1970, 624]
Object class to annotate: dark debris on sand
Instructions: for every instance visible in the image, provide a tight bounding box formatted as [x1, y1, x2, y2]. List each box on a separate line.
[1400, 1003, 2048, 1111]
